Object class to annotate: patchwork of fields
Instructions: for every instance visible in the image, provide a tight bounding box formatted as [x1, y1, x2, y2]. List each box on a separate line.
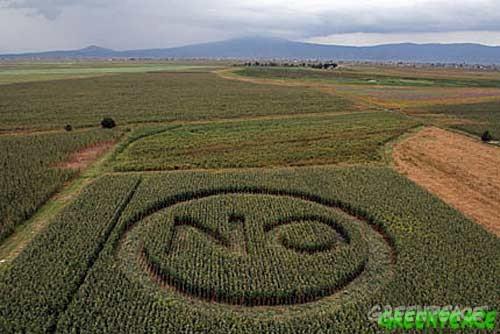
[0, 71, 354, 131]
[236, 67, 500, 88]
[393, 127, 500, 236]
[412, 100, 500, 139]
[234, 66, 500, 140]
[0, 62, 498, 333]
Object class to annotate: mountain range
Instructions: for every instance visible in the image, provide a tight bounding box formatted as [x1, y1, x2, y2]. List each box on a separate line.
[2, 37, 500, 64]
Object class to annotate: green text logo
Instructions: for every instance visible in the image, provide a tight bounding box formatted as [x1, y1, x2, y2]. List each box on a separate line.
[378, 309, 497, 331]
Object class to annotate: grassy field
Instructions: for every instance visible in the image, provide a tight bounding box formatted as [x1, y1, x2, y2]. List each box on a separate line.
[0, 71, 355, 131]
[413, 100, 500, 139]
[0, 62, 218, 84]
[113, 112, 418, 171]
[236, 67, 500, 88]
[232, 66, 500, 141]
[0, 62, 498, 333]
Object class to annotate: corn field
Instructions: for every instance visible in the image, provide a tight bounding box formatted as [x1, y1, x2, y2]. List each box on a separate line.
[0, 129, 119, 242]
[0, 166, 497, 333]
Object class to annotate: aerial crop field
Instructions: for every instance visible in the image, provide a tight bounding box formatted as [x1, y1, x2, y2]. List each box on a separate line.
[0, 62, 498, 333]
[0, 129, 119, 243]
[0, 71, 355, 131]
[113, 112, 417, 171]
[236, 67, 500, 88]
[413, 100, 500, 139]
[234, 66, 500, 141]
[0, 62, 217, 85]
[0, 168, 497, 333]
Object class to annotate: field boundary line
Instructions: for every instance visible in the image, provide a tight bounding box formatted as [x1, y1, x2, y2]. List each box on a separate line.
[0, 126, 102, 137]
[0, 139, 122, 268]
[109, 125, 184, 162]
[51, 178, 142, 333]
[123, 110, 372, 127]
[382, 125, 426, 166]
[108, 161, 390, 175]
[1, 111, 373, 136]
[215, 68, 393, 112]
[392, 126, 500, 236]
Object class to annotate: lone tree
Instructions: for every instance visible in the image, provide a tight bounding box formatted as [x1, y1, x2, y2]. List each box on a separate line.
[481, 130, 493, 142]
[64, 124, 73, 132]
[101, 117, 116, 129]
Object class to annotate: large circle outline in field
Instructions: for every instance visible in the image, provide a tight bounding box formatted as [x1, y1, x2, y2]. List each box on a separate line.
[119, 187, 396, 308]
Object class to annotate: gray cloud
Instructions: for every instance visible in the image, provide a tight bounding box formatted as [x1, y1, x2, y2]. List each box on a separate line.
[1, 0, 500, 52]
[188, 0, 500, 37]
[3, 0, 106, 20]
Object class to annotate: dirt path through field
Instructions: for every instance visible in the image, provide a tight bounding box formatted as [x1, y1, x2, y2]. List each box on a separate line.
[215, 69, 378, 111]
[393, 127, 500, 236]
[55, 141, 116, 170]
[0, 126, 103, 137]
[216, 68, 319, 89]
[0, 141, 118, 267]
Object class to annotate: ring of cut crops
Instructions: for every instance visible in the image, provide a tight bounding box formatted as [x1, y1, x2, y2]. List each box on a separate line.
[119, 190, 396, 308]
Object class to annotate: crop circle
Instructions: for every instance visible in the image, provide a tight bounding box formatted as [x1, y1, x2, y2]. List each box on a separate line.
[119, 190, 395, 308]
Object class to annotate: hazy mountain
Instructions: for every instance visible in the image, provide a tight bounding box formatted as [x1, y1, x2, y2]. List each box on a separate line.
[2, 37, 500, 64]
[1, 45, 117, 59]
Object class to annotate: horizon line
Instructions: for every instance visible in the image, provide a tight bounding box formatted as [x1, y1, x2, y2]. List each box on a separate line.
[1, 37, 499, 56]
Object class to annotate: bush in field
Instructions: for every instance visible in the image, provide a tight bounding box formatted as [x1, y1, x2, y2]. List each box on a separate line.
[101, 117, 116, 129]
[64, 124, 73, 132]
[481, 130, 493, 142]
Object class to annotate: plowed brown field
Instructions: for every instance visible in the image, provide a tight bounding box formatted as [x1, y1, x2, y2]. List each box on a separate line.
[393, 127, 500, 236]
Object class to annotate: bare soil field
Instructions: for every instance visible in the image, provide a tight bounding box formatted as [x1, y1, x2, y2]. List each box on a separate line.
[56, 141, 116, 170]
[393, 127, 500, 236]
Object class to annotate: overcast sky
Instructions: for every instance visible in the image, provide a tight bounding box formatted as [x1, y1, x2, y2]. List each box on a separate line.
[1, 0, 500, 53]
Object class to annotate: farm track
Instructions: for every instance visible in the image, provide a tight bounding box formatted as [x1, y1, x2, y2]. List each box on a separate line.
[393, 126, 500, 236]
[217, 68, 500, 115]
[215, 69, 382, 111]
[0, 141, 119, 267]
[0, 110, 371, 137]
[55, 141, 116, 170]
[0, 126, 102, 137]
